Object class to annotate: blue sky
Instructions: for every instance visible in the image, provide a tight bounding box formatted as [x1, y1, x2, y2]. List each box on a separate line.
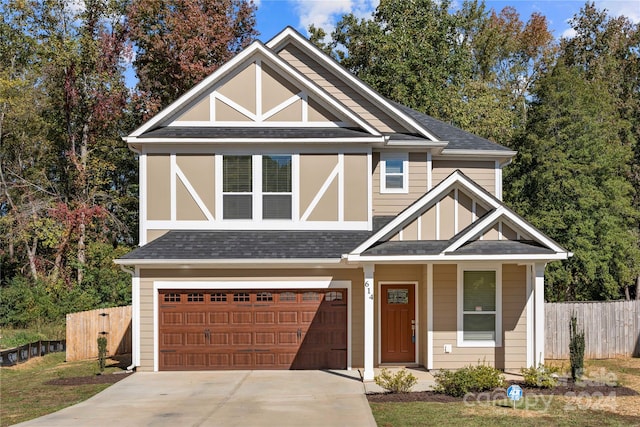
[254, 0, 640, 42]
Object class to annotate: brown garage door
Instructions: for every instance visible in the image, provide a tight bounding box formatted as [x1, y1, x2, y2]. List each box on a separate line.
[158, 289, 347, 371]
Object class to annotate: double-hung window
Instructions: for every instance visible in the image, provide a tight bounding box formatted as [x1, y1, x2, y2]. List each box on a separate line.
[458, 267, 501, 347]
[222, 154, 292, 220]
[380, 152, 408, 193]
[262, 155, 292, 219]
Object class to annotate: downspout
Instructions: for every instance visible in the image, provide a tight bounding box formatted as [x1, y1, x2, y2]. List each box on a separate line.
[119, 264, 137, 372]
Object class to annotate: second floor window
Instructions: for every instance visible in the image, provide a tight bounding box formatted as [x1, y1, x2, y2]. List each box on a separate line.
[380, 152, 408, 193]
[223, 154, 292, 220]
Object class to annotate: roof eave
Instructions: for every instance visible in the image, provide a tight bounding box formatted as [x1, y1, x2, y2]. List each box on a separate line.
[124, 136, 386, 145]
[114, 258, 348, 267]
[346, 253, 571, 263]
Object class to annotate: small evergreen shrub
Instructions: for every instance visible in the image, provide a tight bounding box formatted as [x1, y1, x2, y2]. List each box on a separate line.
[521, 364, 559, 388]
[434, 363, 505, 397]
[97, 336, 108, 373]
[374, 368, 417, 393]
[569, 313, 585, 381]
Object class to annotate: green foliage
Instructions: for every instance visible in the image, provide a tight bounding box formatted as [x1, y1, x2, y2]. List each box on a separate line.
[434, 363, 505, 397]
[521, 364, 559, 388]
[97, 336, 108, 373]
[374, 368, 418, 393]
[569, 314, 585, 380]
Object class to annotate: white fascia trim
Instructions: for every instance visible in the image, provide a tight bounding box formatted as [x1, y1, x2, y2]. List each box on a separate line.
[346, 253, 570, 263]
[266, 29, 440, 141]
[138, 145, 373, 154]
[439, 149, 517, 158]
[130, 42, 267, 137]
[443, 207, 506, 253]
[351, 170, 494, 254]
[153, 279, 352, 372]
[125, 137, 385, 145]
[114, 258, 345, 266]
[166, 121, 353, 128]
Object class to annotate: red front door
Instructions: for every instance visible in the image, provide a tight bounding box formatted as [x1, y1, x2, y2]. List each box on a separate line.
[381, 284, 415, 363]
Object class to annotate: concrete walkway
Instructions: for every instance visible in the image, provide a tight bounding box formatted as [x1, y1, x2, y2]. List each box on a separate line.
[15, 370, 377, 427]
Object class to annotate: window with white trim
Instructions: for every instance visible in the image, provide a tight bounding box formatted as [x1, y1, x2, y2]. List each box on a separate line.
[380, 152, 408, 193]
[458, 268, 501, 347]
[222, 154, 292, 220]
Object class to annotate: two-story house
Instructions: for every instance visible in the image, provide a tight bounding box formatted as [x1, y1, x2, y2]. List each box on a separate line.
[115, 27, 570, 379]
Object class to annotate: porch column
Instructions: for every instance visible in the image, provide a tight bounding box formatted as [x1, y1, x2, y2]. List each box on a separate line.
[534, 263, 546, 365]
[363, 264, 375, 381]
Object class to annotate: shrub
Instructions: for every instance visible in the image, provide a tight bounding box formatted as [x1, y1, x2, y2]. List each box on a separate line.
[434, 363, 505, 397]
[97, 336, 108, 373]
[569, 313, 585, 381]
[374, 368, 417, 393]
[521, 364, 559, 388]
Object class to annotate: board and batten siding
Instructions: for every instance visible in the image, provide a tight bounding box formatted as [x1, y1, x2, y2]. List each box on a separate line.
[431, 264, 527, 371]
[137, 268, 365, 371]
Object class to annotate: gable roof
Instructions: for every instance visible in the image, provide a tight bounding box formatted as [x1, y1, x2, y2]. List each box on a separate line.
[347, 170, 570, 261]
[125, 40, 382, 141]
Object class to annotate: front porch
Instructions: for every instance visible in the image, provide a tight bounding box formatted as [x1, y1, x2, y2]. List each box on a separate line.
[359, 262, 547, 380]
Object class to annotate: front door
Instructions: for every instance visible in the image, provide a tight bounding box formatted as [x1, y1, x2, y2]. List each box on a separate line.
[381, 284, 415, 363]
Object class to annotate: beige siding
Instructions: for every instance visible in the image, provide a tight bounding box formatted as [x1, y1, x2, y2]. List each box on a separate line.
[176, 154, 215, 218]
[431, 264, 528, 370]
[176, 179, 205, 220]
[420, 206, 437, 239]
[147, 154, 170, 220]
[432, 160, 496, 195]
[176, 96, 210, 121]
[215, 99, 251, 121]
[439, 192, 456, 240]
[138, 268, 365, 371]
[308, 98, 340, 122]
[299, 154, 337, 215]
[502, 264, 527, 370]
[146, 229, 169, 243]
[308, 178, 338, 221]
[343, 154, 369, 221]
[217, 62, 256, 114]
[265, 99, 302, 121]
[261, 63, 299, 112]
[372, 152, 428, 215]
[277, 44, 408, 133]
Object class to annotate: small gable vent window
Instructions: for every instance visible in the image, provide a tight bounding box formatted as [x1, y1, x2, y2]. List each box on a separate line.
[222, 154, 292, 220]
[380, 152, 408, 193]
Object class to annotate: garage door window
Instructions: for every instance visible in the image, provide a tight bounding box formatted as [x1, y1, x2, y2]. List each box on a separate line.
[325, 291, 343, 301]
[211, 293, 227, 302]
[234, 292, 250, 302]
[279, 292, 296, 302]
[187, 293, 204, 302]
[164, 293, 180, 302]
[256, 292, 273, 302]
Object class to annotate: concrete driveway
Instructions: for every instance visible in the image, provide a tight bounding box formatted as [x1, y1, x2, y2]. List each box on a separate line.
[15, 370, 377, 427]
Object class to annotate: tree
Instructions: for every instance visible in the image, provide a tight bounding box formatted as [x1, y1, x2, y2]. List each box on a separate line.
[311, 1, 555, 146]
[127, 0, 257, 116]
[560, 2, 640, 299]
[505, 63, 640, 301]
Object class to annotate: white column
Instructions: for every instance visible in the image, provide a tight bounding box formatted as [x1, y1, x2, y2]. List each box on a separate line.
[526, 264, 534, 368]
[426, 264, 433, 370]
[534, 263, 546, 365]
[363, 264, 375, 381]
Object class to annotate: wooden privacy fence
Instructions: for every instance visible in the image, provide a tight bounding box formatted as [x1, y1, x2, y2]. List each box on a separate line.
[545, 300, 640, 359]
[66, 305, 132, 361]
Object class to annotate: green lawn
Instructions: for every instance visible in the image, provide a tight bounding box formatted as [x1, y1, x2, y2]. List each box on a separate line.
[0, 325, 65, 350]
[370, 359, 640, 427]
[0, 352, 126, 426]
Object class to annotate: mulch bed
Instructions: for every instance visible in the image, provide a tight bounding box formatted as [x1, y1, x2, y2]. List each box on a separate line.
[367, 380, 639, 403]
[45, 372, 133, 386]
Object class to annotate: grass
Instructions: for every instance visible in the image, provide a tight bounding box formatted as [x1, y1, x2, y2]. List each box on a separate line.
[370, 358, 640, 427]
[0, 352, 125, 426]
[0, 324, 65, 349]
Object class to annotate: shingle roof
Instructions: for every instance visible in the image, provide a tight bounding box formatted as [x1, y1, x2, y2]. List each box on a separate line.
[362, 241, 449, 256]
[120, 230, 373, 260]
[138, 126, 375, 139]
[388, 100, 513, 152]
[451, 240, 556, 255]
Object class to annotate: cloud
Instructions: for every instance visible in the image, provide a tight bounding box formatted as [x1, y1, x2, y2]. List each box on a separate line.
[597, 0, 640, 23]
[289, 0, 379, 35]
[561, 27, 577, 40]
